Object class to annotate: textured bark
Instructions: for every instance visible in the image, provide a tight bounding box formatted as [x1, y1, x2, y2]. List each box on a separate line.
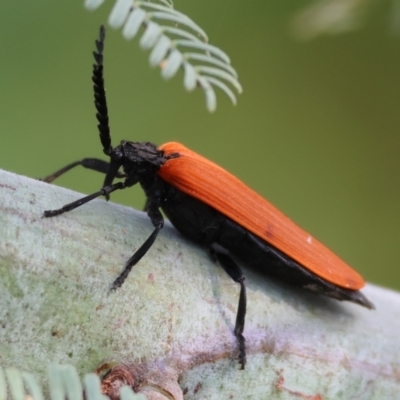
[1, 169, 399, 399]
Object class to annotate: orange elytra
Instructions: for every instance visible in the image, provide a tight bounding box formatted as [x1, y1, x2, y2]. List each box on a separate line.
[158, 142, 364, 290]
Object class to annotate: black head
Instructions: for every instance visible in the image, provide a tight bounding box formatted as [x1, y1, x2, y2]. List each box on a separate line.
[111, 141, 167, 181]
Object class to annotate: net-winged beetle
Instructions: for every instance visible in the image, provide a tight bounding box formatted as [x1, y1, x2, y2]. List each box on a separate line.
[42, 26, 374, 369]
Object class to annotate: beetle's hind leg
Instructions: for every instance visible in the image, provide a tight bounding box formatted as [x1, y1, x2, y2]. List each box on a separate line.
[40, 158, 125, 183]
[210, 243, 247, 370]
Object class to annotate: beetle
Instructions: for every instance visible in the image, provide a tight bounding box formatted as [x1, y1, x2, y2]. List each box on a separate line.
[42, 26, 374, 369]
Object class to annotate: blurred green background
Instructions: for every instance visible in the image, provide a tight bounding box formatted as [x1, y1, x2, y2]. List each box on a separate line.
[1, 1, 399, 291]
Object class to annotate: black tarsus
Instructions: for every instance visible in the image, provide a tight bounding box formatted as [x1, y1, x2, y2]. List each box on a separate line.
[111, 224, 163, 290]
[93, 25, 112, 155]
[210, 244, 247, 369]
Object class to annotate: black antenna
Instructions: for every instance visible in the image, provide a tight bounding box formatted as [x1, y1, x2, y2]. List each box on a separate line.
[92, 25, 112, 155]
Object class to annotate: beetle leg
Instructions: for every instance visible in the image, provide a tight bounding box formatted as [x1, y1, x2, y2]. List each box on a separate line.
[111, 198, 164, 290]
[210, 244, 247, 370]
[40, 158, 125, 183]
[142, 197, 150, 212]
[43, 182, 126, 217]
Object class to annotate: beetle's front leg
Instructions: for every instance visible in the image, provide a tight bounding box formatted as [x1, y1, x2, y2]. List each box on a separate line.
[43, 182, 126, 217]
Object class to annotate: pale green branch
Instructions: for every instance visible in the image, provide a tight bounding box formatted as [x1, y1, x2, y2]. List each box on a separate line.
[1, 169, 400, 399]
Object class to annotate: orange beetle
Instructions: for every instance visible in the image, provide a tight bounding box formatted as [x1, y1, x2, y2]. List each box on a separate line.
[42, 26, 374, 369]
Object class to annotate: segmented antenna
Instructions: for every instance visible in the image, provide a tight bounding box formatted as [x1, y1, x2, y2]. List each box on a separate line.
[92, 25, 112, 155]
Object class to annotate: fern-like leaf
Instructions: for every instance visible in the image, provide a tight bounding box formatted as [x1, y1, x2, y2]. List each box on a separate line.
[0, 364, 146, 400]
[84, 0, 242, 112]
